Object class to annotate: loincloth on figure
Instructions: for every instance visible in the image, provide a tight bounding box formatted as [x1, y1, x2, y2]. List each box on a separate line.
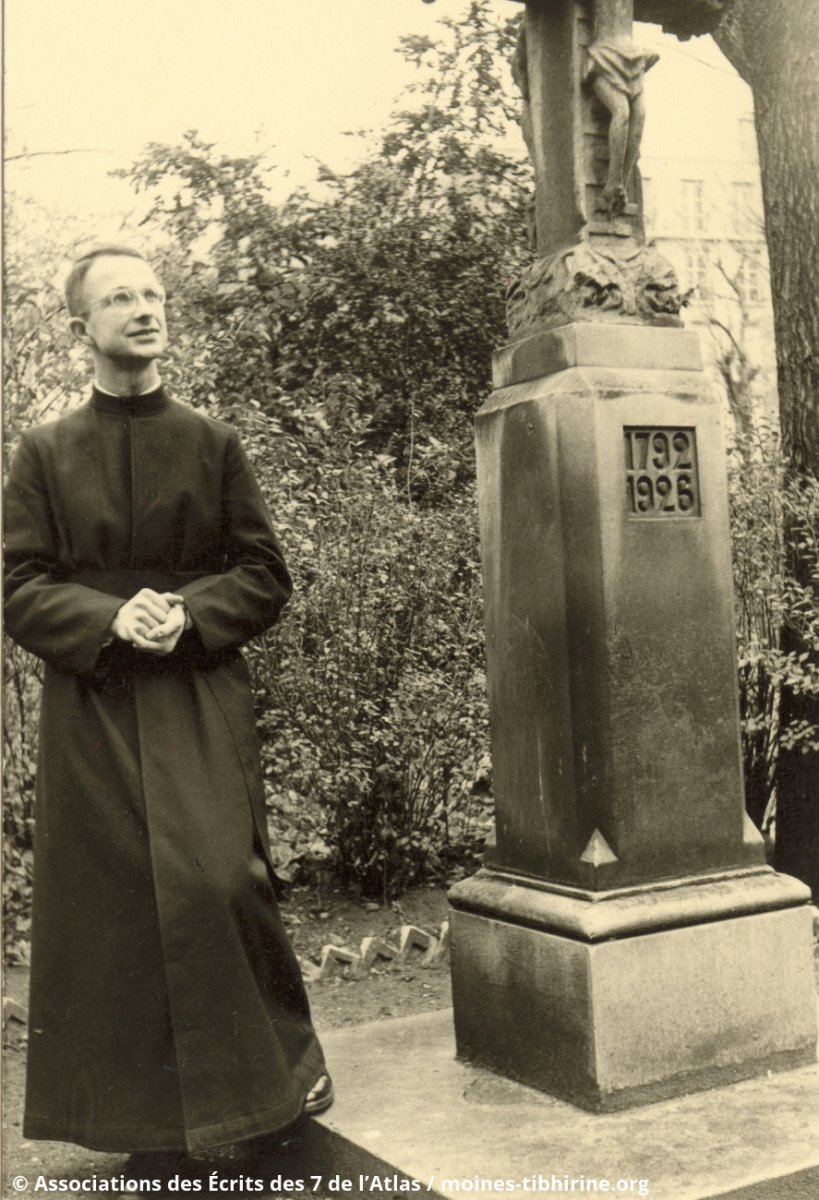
[585, 39, 659, 98]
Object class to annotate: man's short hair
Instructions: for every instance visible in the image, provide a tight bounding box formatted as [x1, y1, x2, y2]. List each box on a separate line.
[64, 245, 149, 317]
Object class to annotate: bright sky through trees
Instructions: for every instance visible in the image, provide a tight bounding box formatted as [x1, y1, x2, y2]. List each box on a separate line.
[5, 0, 753, 231]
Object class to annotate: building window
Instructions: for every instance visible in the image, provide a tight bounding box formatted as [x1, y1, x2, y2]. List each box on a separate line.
[684, 247, 709, 298]
[681, 180, 706, 234]
[732, 181, 757, 238]
[738, 115, 757, 160]
[738, 257, 765, 305]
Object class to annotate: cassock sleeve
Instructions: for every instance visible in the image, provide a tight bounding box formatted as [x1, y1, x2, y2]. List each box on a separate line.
[4, 433, 123, 675]
[176, 431, 292, 652]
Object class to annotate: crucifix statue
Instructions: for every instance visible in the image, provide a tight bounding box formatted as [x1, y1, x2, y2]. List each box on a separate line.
[584, 0, 658, 213]
[513, 0, 658, 222]
[505, 0, 684, 334]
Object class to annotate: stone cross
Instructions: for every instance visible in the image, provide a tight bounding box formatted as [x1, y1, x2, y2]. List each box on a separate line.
[515, 0, 657, 241]
[443, 0, 817, 1113]
[501, 0, 728, 246]
[423, 0, 730, 261]
[505, 0, 683, 334]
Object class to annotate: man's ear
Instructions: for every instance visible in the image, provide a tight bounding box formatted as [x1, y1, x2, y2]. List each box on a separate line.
[69, 316, 92, 345]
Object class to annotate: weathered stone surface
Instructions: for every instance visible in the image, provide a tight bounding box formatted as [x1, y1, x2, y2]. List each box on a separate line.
[319, 945, 362, 981]
[399, 925, 436, 964]
[450, 321, 817, 1109]
[359, 936, 400, 970]
[492, 323, 703, 389]
[311, 1006, 819, 1200]
[426, 919, 450, 968]
[506, 241, 687, 338]
[450, 901, 817, 1111]
[2, 996, 28, 1027]
[476, 327, 756, 890]
[635, 0, 727, 38]
[450, 865, 810, 944]
[311, 927, 451, 982]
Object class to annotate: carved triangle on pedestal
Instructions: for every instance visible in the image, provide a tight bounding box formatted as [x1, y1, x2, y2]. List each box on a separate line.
[580, 828, 619, 867]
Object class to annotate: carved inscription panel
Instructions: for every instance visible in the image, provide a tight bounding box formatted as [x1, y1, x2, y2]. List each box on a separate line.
[624, 427, 701, 518]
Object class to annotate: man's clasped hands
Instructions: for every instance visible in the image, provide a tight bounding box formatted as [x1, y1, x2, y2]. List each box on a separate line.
[111, 588, 191, 656]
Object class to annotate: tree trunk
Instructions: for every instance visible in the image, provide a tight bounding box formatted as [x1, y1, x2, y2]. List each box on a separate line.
[713, 0, 819, 896]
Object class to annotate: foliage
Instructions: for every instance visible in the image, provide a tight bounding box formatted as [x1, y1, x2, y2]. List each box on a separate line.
[215, 383, 494, 901]
[728, 426, 819, 833]
[2, 203, 91, 960]
[117, 0, 529, 481]
[703, 254, 769, 439]
[6, 0, 817, 958]
[1, 199, 92, 446]
[3, 642, 41, 961]
[3, 1, 521, 949]
[248, 403, 491, 899]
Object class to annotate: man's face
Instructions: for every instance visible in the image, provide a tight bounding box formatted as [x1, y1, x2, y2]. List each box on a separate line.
[75, 255, 168, 365]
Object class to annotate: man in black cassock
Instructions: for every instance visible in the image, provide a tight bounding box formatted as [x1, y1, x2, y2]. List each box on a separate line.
[3, 245, 333, 1163]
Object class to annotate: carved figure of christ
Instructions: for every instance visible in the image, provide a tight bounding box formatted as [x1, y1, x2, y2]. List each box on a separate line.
[585, 0, 658, 212]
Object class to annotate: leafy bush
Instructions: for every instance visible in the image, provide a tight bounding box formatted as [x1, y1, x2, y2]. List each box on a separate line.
[728, 426, 819, 835]
[3, 3, 525, 953]
[231, 383, 492, 900]
[3, 642, 41, 961]
[7, 0, 816, 957]
[118, 0, 529, 472]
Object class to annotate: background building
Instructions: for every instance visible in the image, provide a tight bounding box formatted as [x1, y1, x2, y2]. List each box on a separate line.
[641, 30, 778, 432]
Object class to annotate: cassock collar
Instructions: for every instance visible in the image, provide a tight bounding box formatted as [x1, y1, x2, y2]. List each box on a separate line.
[91, 384, 168, 416]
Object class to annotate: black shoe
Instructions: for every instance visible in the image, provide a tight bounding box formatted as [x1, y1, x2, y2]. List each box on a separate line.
[304, 1072, 334, 1116]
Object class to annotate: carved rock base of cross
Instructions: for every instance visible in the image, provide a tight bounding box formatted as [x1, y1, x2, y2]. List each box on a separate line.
[506, 240, 689, 337]
[448, 324, 817, 1111]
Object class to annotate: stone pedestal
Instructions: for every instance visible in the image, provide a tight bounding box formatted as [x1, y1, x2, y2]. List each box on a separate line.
[449, 324, 817, 1111]
[451, 871, 816, 1112]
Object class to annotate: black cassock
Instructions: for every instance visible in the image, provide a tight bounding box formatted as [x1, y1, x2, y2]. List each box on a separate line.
[4, 387, 325, 1153]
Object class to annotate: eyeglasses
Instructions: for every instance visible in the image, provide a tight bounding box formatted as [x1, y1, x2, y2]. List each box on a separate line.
[86, 286, 166, 314]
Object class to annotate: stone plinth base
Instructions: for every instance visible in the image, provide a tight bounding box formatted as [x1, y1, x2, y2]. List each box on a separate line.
[449, 868, 817, 1112]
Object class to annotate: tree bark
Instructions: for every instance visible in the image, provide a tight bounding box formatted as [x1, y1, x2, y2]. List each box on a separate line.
[713, 2, 819, 471]
[713, 0, 819, 896]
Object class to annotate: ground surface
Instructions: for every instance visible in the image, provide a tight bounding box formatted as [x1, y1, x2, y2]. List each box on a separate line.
[3, 888, 817, 1200]
[1, 883, 451, 1198]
